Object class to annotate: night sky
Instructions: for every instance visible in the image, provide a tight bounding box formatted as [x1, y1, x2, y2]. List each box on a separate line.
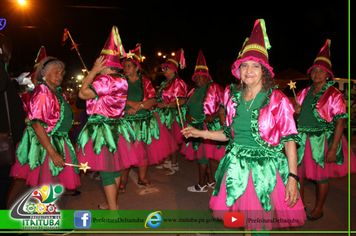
[0, 0, 352, 87]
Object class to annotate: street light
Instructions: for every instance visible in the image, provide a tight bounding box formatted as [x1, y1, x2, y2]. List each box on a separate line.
[18, 0, 26, 5]
[157, 51, 175, 59]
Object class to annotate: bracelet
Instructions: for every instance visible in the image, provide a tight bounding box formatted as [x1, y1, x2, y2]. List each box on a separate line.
[140, 103, 144, 110]
[288, 173, 299, 182]
[203, 130, 208, 139]
[203, 130, 213, 140]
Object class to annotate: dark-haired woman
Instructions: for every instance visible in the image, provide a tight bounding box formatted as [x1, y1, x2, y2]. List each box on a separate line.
[118, 44, 178, 193]
[182, 19, 306, 231]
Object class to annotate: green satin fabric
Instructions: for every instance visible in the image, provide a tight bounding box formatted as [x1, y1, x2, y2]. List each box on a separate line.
[16, 83, 79, 177]
[156, 105, 187, 129]
[124, 112, 160, 145]
[297, 126, 344, 168]
[213, 142, 289, 212]
[185, 117, 223, 151]
[77, 114, 135, 155]
[16, 123, 79, 177]
[185, 82, 224, 151]
[298, 89, 323, 127]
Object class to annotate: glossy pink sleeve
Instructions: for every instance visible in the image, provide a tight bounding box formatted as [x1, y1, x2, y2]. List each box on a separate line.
[173, 78, 188, 98]
[259, 90, 298, 146]
[222, 85, 231, 107]
[87, 75, 128, 119]
[20, 92, 31, 118]
[142, 77, 157, 100]
[91, 75, 112, 97]
[318, 87, 346, 122]
[28, 84, 59, 132]
[204, 83, 224, 116]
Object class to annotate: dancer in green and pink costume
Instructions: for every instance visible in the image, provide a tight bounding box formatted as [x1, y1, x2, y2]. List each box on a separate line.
[294, 39, 356, 221]
[181, 19, 306, 232]
[181, 50, 225, 193]
[77, 26, 143, 210]
[155, 48, 188, 175]
[118, 44, 178, 192]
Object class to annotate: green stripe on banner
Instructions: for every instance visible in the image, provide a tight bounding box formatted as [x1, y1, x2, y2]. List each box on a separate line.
[1, 210, 226, 230]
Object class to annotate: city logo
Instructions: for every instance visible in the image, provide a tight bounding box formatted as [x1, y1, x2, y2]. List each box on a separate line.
[144, 211, 162, 229]
[0, 18, 6, 30]
[10, 184, 63, 229]
[74, 211, 92, 229]
[223, 212, 244, 228]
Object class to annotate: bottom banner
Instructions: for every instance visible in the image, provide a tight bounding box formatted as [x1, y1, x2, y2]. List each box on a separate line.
[1, 210, 227, 230]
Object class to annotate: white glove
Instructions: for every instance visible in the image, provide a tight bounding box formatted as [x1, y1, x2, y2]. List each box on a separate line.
[15, 72, 30, 84]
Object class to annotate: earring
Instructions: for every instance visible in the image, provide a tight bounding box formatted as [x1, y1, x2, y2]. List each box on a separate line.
[42, 77, 46, 81]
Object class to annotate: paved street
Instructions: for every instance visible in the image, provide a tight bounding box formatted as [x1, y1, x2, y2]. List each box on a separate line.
[4, 101, 356, 235]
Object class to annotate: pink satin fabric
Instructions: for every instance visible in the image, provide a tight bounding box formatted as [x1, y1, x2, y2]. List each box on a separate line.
[142, 77, 157, 101]
[20, 91, 31, 118]
[141, 77, 157, 111]
[187, 82, 224, 116]
[161, 77, 188, 103]
[297, 86, 346, 122]
[29, 84, 63, 133]
[86, 74, 128, 119]
[225, 89, 298, 146]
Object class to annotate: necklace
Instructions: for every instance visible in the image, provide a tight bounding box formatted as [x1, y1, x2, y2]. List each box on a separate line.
[244, 94, 257, 111]
[312, 90, 319, 96]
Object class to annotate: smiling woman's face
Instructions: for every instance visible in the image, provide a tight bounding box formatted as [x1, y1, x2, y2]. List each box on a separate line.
[239, 60, 263, 87]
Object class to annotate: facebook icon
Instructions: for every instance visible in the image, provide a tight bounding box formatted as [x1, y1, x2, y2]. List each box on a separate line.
[74, 211, 91, 229]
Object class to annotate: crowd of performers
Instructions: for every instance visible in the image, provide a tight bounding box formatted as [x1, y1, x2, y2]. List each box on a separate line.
[1, 18, 356, 232]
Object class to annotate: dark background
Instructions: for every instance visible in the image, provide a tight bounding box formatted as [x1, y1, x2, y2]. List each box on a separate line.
[0, 0, 352, 88]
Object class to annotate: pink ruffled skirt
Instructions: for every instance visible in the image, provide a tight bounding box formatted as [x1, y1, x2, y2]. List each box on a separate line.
[210, 170, 306, 230]
[298, 135, 356, 181]
[140, 116, 179, 165]
[77, 134, 147, 171]
[181, 123, 225, 162]
[168, 120, 184, 145]
[10, 143, 81, 190]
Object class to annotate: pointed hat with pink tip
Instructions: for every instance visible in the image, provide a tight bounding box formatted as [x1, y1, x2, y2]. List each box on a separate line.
[29, 46, 47, 78]
[231, 19, 274, 79]
[121, 43, 142, 71]
[161, 48, 186, 74]
[192, 50, 211, 81]
[307, 39, 334, 78]
[100, 26, 126, 69]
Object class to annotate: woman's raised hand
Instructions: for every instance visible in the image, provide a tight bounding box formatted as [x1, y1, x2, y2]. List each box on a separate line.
[91, 56, 108, 74]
